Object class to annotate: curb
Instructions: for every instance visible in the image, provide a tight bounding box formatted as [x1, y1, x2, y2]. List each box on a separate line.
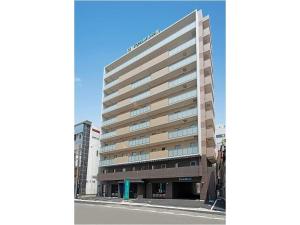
[75, 199, 225, 216]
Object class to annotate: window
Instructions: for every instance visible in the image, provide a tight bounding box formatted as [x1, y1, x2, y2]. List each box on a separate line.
[152, 183, 166, 199]
[190, 161, 196, 166]
[216, 134, 225, 138]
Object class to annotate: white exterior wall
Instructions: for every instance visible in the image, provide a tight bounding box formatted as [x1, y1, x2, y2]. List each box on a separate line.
[85, 126, 100, 195]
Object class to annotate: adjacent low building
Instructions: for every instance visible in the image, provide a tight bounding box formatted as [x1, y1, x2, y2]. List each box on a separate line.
[98, 10, 216, 201]
[74, 121, 100, 195]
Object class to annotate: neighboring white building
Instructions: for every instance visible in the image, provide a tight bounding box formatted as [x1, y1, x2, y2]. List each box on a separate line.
[215, 124, 226, 152]
[85, 126, 100, 195]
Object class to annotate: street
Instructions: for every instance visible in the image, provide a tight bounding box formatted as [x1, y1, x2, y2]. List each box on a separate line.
[75, 203, 225, 224]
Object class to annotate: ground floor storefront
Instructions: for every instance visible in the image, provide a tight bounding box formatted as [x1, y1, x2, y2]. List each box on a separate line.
[99, 177, 202, 200]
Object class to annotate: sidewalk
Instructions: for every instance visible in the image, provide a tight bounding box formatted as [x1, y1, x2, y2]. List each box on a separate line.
[75, 197, 225, 215]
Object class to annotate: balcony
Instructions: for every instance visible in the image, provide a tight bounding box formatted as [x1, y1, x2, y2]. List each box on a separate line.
[206, 147, 216, 163]
[99, 144, 199, 167]
[169, 89, 197, 105]
[129, 152, 150, 163]
[204, 59, 211, 69]
[102, 69, 197, 117]
[203, 27, 210, 38]
[206, 127, 215, 139]
[169, 71, 197, 88]
[101, 125, 198, 154]
[102, 118, 117, 127]
[100, 144, 116, 153]
[203, 42, 211, 53]
[204, 74, 213, 90]
[169, 38, 196, 56]
[169, 54, 197, 72]
[99, 165, 201, 181]
[103, 91, 119, 102]
[100, 131, 116, 140]
[102, 90, 197, 130]
[104, 22, 196, 80]
[102, 53, 197, 107]
[101, 108, 197, 142]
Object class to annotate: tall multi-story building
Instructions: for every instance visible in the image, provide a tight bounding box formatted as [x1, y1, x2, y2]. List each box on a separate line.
[98, 10, 216, 201]
[74, 121, 100, 195]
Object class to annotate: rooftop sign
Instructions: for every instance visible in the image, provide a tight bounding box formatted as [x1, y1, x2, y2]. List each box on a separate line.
[127, 30, 160, 52]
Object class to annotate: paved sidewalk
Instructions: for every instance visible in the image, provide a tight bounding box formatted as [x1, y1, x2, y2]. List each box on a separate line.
[78, 195, 222, 210]
[75, 198, 225, 215]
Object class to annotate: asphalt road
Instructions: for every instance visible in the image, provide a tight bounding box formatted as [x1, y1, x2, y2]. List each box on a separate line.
[75, 203, 225, 224]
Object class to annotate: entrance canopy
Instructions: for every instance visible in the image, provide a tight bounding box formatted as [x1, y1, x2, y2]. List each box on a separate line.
[118, 179, 144, 184]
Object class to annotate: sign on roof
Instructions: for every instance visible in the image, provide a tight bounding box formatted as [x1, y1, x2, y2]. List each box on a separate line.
[127, 30, 160, 52]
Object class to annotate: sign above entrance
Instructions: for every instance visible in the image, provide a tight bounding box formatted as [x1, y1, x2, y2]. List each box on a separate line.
[178, 177, 193, 182]
[127, 30, 160, 52]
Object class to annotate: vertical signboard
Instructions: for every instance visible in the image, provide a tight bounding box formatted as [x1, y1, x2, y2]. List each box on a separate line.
[124, 178, 130, 200]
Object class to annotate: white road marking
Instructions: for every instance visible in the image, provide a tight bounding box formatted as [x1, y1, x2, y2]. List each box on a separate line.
[77, 203, 225, 221]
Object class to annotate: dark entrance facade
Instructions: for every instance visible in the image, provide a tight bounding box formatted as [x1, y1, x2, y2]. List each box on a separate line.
[98, 156, 216, 200]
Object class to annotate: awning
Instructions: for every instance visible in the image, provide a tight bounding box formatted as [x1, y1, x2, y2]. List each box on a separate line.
[118, 179, 144, 184]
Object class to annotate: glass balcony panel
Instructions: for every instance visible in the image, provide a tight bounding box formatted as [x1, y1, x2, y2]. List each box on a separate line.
[168, 125, 198, 139]
[102, 118, 117, 126]
[130, 106, 151, 117]
[168, 145, 199, 157]
[131, 76, 151, 89]
[168, 89, 197, 105]
[169, 54, 197, 72]
[169, 38, 196, 56]
[168, 71, 197, 88]
[131, 91, 150, 103]
[101, 131, 116, 139]
[104, 91, 119, 101]
[105, 22, 196, 78]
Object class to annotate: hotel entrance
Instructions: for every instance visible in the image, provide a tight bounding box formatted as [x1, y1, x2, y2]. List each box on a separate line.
[117, 180, 144, 199]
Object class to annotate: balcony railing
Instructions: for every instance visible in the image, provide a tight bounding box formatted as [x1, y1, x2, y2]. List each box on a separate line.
[128, 137, 150, 147]
[169, 54, 197, 72]
[104, 22, 196, 79]
[102, 118, 117, 127]
[129, 121, 150, 132]
[169, 38, 196, 56]
[131, 76, 151, 89]
[102, 104, 117, 113]
[101, 131, 116, 140]
[168, 125, 198, 139]
[168, 89, 197, 105]
[130, 105, 151, 117]
[168, 71, 197, 88]
[105, 79, 119, 90]
[168, 145, 198, 157]
[100, 159, 114, 166]
[130, 91, 150, 103]
[168, 107, 197, 122]
[103, 91, 119, 101]
[100, 144, 116, 153]
[128, 152, 150, 162]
